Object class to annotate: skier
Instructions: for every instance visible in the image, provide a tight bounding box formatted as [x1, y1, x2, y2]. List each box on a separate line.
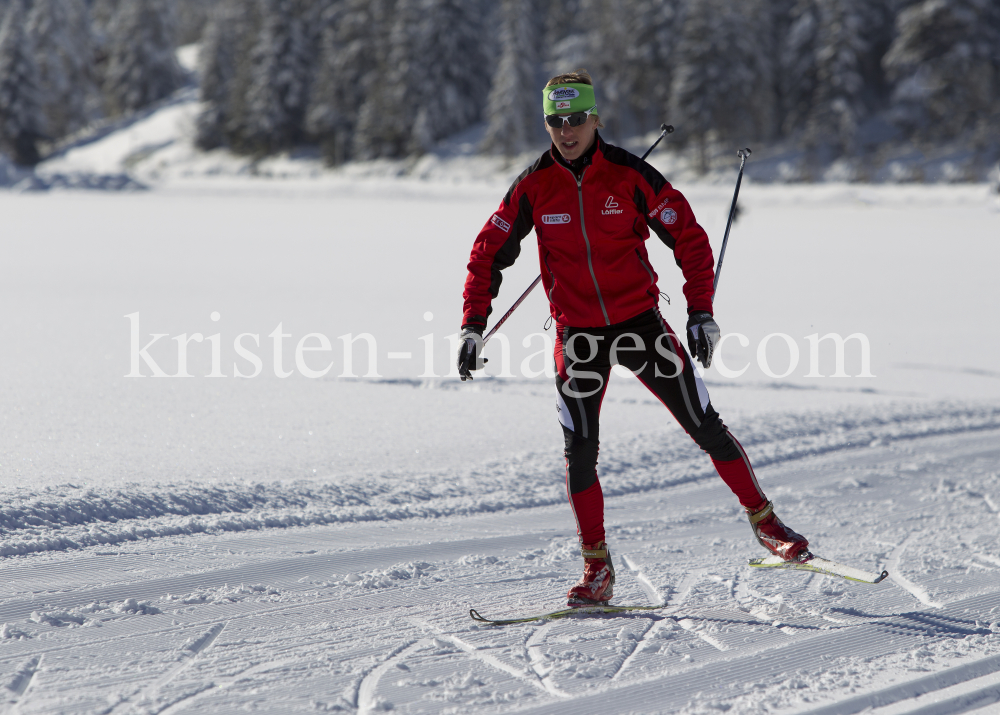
[458, 70, 809, 607]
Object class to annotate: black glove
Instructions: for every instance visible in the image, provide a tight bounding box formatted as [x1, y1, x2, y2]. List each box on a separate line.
[686, 311, 720, 369]
[456, 326, 487, 381]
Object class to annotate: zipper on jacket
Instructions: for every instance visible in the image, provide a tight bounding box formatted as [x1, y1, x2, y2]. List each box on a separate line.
[570, 166, 610, 326]
[636, 247, 656, 297]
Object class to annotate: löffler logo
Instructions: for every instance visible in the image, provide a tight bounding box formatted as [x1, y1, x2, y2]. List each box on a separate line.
[602, 196, 623, 215]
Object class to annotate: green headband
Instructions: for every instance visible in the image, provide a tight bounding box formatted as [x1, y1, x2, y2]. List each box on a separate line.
[542, 83, 598, 116]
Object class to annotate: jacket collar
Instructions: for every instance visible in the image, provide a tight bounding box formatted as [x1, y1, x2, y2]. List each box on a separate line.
[550, 131, 605, 176]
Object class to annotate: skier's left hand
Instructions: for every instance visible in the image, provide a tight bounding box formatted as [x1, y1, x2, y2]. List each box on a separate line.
[686, 311, 720, 369]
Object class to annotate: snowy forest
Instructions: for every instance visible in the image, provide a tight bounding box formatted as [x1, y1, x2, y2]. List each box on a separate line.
[1, 0, 998, 176]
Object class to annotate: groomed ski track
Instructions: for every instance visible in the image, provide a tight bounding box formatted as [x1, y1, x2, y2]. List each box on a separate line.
[1, 424, 999, 713]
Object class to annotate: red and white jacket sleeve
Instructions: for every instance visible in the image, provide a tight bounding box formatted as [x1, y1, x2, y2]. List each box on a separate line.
[462, 181, 536, 329]
[641, 181, 716, 315]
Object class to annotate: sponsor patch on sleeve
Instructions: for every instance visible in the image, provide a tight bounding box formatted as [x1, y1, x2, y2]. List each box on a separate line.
[649, 197, 670, 218]
[659, 207, 678, 225]
[490, 214, 512, 233]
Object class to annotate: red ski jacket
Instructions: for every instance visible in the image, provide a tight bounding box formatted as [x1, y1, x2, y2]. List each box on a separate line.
[462, 134, 715, 330]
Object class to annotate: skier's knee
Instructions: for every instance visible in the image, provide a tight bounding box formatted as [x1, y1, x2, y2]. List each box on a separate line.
[692, 405, 741, 461]
[562, 426, 599, 494]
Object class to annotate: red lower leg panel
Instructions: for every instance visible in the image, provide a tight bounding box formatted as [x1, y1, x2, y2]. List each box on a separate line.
[713, 456, 766, 510]
[569, 479, 606, 544]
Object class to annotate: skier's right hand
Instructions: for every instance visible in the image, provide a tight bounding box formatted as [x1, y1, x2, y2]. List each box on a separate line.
[686, 311, 720, 369]
[457, 326, 487, 381]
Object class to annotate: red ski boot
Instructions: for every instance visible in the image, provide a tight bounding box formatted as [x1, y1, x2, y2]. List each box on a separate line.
[567, 541, 616, 607]
[747, 501, 810, 561]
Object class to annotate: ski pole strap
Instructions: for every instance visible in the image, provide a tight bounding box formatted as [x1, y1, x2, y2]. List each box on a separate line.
[581, 547, 608, 559]
[747, 500, 773, 524]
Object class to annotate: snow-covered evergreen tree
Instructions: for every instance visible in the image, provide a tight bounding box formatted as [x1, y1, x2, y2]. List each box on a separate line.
[618, 0, 681, 136]
[480, 0, 544, 156]
[195, 0, 247, 150]
[0, 0, 43, 164]
[780, 0, 820, 136]
[353, 0, 490, 159]
[90, 0, 118, 34]
[26, 0, 97, 140]
[306, 0, 387, 165]
[670, 0, 775, 173]
[569, 0, 631, 139]
[102, 0, 184, 117]
[542, 0, 586, 75]
[759, 0, 798, 137]
[883, 0, 1000, 141]
[232, 0, 313, 155]
[176, 0, 218, 45]
[805, 0, 893, 155]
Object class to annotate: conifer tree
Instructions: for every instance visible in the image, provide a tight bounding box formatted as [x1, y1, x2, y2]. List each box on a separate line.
[670, 0, 774, 173]
[176, 0, 217, 45]
[542, 0, 585, 76]
[780, 0, 820, 137]
[883, 0, 1000, 141]
[480, 0, 544, 156]
[618, 0, 681, 136]
[26, 0, 97, 140]
[354, 0, 489, 159]
[102, 0, 184, 117]
[236, 0, 313, 155]
[306, 0, 386, 165]
[806, 0, 893, 155]
[195, 0, 244, 150]
[0, 0, 43, 164]
[572, 0, 631, 139]
[760, 0, 797, 138]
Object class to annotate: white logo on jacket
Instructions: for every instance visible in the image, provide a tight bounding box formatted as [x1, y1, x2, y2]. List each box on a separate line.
[660, 207, 677, 225]
[602, 195, 623, 215]
[542, 214, 571, 224]
[491, 214, 511, 232]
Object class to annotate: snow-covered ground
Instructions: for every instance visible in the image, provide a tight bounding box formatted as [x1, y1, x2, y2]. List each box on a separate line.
[2, 91, 1000, 713]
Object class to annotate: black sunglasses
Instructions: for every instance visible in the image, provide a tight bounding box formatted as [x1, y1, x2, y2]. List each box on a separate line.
[544, 106, 597, 128]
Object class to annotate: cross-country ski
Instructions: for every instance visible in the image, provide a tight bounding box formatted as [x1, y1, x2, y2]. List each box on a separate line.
[748, 554, 890, 584]
[469, 604, 667, 626]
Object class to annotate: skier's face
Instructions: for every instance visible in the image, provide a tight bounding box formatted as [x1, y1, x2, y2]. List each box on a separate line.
[546, 114, 599, 161]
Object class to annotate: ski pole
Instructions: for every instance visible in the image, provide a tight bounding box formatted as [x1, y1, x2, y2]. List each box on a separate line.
[483, 275, 542, 344]
[712, 147, 751, 303]
[641, 124, 674, 161]
[483, 125, 675, 345]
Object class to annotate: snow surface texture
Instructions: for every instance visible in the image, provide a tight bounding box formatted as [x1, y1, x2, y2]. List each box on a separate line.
[3, 121, 1000, 712]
